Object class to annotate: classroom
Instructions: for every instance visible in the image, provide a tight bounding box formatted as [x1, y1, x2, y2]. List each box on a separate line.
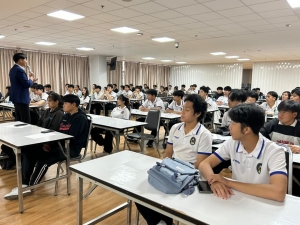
[1, 0, 300, 225]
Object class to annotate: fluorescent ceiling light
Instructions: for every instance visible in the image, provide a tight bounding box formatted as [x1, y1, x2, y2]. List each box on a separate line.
[225, 56, 239, 59]
[35, 42, 56, 46]
[47, 10, 84, 21]
[237, 58, 250, 61]
[0, 35, 5, 39]
[210, 52, 226, 56]
[76, 47, 95, 51]
[176, 62, 187, 64]
[161, 60, 172, 62]
[142, 57, 155, 60]
[111, 27, 139, 34]
[287, 0, 300, 8]
[152, 37, 175, 43]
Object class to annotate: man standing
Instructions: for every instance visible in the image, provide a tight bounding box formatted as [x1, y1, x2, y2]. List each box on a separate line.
[9, 53, 38, 123]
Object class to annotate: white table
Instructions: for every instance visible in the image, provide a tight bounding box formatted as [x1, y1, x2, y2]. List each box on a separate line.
[71, 150, 300, 225]
[0, 122, 73, 213]
[92, 100, 117, 116]
[217, 105, 229, 110]
[0, 103, 40, 121]
[87, 114, 147, 152]
[211, 134, 231, 149]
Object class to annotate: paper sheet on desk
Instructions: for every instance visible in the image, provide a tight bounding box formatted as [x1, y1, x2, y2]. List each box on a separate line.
[25, 133, 56, 139]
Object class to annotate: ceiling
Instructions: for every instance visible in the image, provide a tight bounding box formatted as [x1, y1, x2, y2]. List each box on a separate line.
[1, 0, 300, 68]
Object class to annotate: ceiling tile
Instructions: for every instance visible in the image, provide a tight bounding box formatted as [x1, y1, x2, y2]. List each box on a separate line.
[30, 5, 57, 14]
[225, 27, 252, 34]
[154, 0, 199, 9]
[5, 15, 29, 22]
[134, 24, 155, 30]
[59, 21, 87, 29]
[241, 0, 279, 5]
[175, 29, 199, 35]
[34, 15, 63, 24]
[249, 1, 291, 13]
[247, 24, 277, 32]
[91, 13, 123, 22]
[205, 30, 229, 37]
[77, 17, 103, 25]
[64, 5, 100, 16]
[203, 0, 245, 11]
[215, 23, 244, 30]
[150, 20, 175, 28]
[259, 9, 296, 19]
[218, 6, 254, 17]
[163, 25, 187, 32]
[173, 4, 211, 16]
[167, 17, 198, 25]
[151, 10, 183, 20]
[130, 2, 168, 14]
[111, 19, 141, 27]
[181, 22, 208, 29]
[194, 26, 219, 32]
[191, 12, 224, 21]
[109, 0, 151, 7]
[204, 18, 234, 26]
[83, 0, 123, 12]
[24, 19, 53, 27]
[18, 11, 42, 19]
[130, 15, 161, 23]
[108, 8, 143, 18]
[0, 19, 17, 26]
[239, 19, 270, 27]
[267, 15, 300, 24]
[45, 0, 77, 9]
[230, 13, 263, 22]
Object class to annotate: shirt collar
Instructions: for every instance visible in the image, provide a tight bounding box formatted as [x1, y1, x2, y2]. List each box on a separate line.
[236, 136, 265, 159]
[177, 122, 202, 136]
[279, 119, 297, 127]
[15, 64, 25, 71]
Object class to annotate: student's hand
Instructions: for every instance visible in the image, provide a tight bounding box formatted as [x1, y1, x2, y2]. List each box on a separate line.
[210, 182, 234, 199]
[140, 106, 145, 111]
[208, 174, 228, 185]
[288, 145, 300, 153]
[165, 108, 171, 113]
[42, 144, 51, 152]
[216, 101, 222, 106]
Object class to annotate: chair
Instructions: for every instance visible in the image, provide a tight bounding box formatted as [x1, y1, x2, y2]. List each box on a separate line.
[54, 115, 93, 196]
[125, 110, 161, 157]
[277, 144, 293, 194]
[84, 97, 93, 114]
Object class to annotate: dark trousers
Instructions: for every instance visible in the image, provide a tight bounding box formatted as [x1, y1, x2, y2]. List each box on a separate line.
[14, 103, 30, 123]
[90, 104, 103, 115]
[21, 145, 60, 186]
[91, 127, 113, 153]
[135, 203, 173, 225]
[104, 103, 116, 117]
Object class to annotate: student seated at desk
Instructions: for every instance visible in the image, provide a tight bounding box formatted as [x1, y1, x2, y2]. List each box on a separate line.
[74, 85, 82, 98]
[91, 95, 130, 154]
[30, 83, 38, 102]
[130, 86, 144, 109]
[214, 87, 224, 99]
[245, 90, 258, 104]
[216, 86, 231, 106]
[117, 85, 125, 96]
[199, 104, 287, 202]
[281, 91, 291, 101]
[157, 86, 168, 97]
[221, 89, 247, 127]
[79, 87, 90, 110]
[199, 86, 213, 109]
[136, 94, 212, 225]
[259, 91, 278, 113]
[123, 85, 132, 98]
[90, 85, 103, 115]
[260, 100, 300, 153]
[101, 84, 117, 116]
[65, 84, 75, 95]
[44, 84, 54, 95]
[180, 84, 186, 94]
[137, 89, 165, 147]
[30, 84, 49, 110]
[6, 95, 88, 199]
[165, 90, 184, 129]
[3, 86, 10, 103]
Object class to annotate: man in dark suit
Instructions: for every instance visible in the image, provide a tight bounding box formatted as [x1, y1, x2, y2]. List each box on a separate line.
[9, 53, 38, 123]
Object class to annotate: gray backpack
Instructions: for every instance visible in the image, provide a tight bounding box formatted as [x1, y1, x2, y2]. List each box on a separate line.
[148, 158, 200, 195]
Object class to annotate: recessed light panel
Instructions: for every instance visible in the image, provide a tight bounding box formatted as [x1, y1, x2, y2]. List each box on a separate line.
[35, 42, 56, 46]
[176, 62, 187, 64]
[76, 47, 95, 51]
[237, 58, 250, 61]
[0, 35, 5, 39]
[142, 57, 155, 60]
[47, 10, 84, 21]
[225, 56, 239, 59]
[210, 52, 226, 56]
[287, 0, 300, 8]
[111, 27, 139, 34]
[152, 37, 175, 43]
[161, 60, 172, 62]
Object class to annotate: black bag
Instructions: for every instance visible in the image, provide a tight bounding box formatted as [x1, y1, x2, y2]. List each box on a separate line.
[215, 126, 231, 136]
[0, 145, 16, 170]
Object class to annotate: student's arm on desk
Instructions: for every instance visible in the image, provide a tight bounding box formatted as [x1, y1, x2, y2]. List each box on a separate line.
[163, 144, 173, 159]
[30, 99, 45, 107]
[288, 145, 300, 153]
[165, 108, 182, 114]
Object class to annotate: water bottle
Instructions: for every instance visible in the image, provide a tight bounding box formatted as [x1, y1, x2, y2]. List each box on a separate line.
[8, 101, 12, 105]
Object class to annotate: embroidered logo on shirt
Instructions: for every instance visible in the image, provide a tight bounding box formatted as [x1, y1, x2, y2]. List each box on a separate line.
[256, 163, 262, 174]
[190, 137, 196, 145]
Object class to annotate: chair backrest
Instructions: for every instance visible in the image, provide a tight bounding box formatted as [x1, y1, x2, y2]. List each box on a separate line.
[145, 110, 161, 132]
[278, 143, 293, 194]
[85, 97, 92, 112]
[163, 102, 169, 110]
[79, 115, 93, 160]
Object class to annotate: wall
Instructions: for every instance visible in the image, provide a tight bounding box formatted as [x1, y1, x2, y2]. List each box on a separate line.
[90, 55, 107, 89]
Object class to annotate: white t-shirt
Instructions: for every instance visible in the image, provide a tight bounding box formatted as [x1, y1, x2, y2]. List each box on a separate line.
[133, 92, 144, 99]
[117, 90, 125, 96]
[80, 96, 90, 104]
[167, 122, 212, 163]
[104, 91, 117, 100]
[168, 100, 184, 112]
[30, 92, 39, 101]
[217, 96, 228, 105]
[214, 135, 287, 184]
[111, 106, 130, 120]
[188, 90, 198, 94]
[205, 96, 213, 108]
[168, 90, 173, 96]
[123, 90, 132, 98]
[142, 97, 165, 110]
[221, 110, 231, 127]
[35, 92, 49, 110]
[259, 102, 277, 112]
[93, 92, 103, 100]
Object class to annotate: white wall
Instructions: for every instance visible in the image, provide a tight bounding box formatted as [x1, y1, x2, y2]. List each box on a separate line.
[170, 63, 243, 91]
[90, 55, 107, 89]
[252, 61, 300, 95]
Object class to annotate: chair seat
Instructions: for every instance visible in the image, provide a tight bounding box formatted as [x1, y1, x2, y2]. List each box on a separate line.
[127, 133, 155, 140]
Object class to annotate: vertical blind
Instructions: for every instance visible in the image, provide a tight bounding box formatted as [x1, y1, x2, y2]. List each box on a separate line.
[252, 61, 300, 95]
[170, 63, 243, 90]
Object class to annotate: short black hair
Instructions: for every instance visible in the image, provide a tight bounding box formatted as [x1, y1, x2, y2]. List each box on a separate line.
[118, 94, 130, 109]
[130, 84, 133, 86]
[173, 90, 184, 98]
[229, 103, 265, 135]
[181, 84, 186, 88]
[153, 85, 157, 88]
[146, 89, 158, 97]
[256, 88, 261, 91]
[278, 100, 300, 116]
[44, 84, 51, 89]
[75, 85, 80, 88]
[113, 84, 117, 87]
[193, 84, 197, 87]
[35, 84, 44, 92]
[65, 84, 69, 86]
[224, 86, 232, 91]
[31, 83, 37, 88]
[174, 86, 178, 91]
[107, 84, 113, 89]
[229, 89, 247, 102]
[200, 86, 209, 94]
[282, 91, 291, 99]
[168, 85, 172, 87]
[291, 88, 300, 96]
[125, 85, 130, 88]
[247, 90, 258, 101]
[135, 86, 141, 90]
[184, 94, 207, 122]
[267, 91, 278, 100]
[217, 87, 223, 90]
[13, 53, 27, 63]
[62, 94, 80, 107]
[68, 84, 74, 88]
[120, 85, 125, 89]
[95, 85, 101, 89]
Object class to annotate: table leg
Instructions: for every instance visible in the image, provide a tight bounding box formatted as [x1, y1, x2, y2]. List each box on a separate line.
[141, 126, 144, 153]
[115, 130, 120, 152]
[15, 148, 23, 213]
[65, 140, 71, 195]
[77, 176, 83, 225]
[126, 199, 132, 225]
[102, 103, 106, 117]
[2, 107, 5, 121]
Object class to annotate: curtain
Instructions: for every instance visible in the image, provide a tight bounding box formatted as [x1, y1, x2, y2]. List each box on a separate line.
[0, 47, 90, 95]
[252, 61, 300, 95]
[170, 63, 243, 90]
[124, 61, 140, 85]
[140, 64, 170, 88]
[107, 61, 123, 86]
